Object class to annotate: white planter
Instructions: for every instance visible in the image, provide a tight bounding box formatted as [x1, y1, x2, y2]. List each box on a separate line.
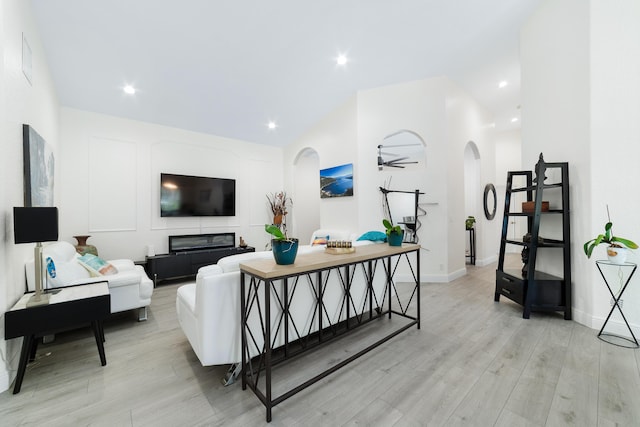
[606, 246, 628, 264]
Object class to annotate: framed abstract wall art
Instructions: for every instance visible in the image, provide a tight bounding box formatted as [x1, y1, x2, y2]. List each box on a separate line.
[23, 124, 55, 207]
[320, 163, 353, 198]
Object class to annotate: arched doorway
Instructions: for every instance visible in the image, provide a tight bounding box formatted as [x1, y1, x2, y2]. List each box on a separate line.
[293, 148, 320, 243]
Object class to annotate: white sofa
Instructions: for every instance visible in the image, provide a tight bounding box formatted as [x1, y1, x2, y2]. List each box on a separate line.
[26, 241, 154, 321]
[176, 229, 384, 374]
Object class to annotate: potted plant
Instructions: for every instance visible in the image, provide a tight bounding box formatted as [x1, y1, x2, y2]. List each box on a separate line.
[383, 219, 404, 246]
[265, 224, 299, 265]
[584, 216, 638, 264]
[465, 216, 476, 230]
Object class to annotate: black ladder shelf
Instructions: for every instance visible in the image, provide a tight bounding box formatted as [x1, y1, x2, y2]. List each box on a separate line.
[494, 153, 572, 319]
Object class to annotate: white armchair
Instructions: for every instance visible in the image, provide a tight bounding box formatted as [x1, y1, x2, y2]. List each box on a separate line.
[26, 241, 154, 321]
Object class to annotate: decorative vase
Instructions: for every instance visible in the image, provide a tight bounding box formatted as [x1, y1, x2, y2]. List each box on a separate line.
[387, 231, 404, 247]
[607, 246, 628, 264]
[271, 238, 299, 265]
[74, 235, 98, 256]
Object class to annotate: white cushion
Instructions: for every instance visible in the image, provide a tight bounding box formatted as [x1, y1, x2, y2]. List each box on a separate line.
[42, 244, 92, 287]
[217, 251, 272, 273]
[109, 259, 135, 271]
[197, 264, 224, 277]
[177, 282, 197, 313]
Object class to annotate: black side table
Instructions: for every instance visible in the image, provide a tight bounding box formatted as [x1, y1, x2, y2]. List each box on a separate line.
[4, 282, 111, 393]
[466, 227, 476, 265]
[595, 260, 638, 348]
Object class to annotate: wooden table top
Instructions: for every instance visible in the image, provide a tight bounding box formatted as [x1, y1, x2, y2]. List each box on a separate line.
[240, 243, 420, 280]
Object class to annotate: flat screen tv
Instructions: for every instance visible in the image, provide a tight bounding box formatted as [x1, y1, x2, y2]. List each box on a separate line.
[160, 173, 236, 217]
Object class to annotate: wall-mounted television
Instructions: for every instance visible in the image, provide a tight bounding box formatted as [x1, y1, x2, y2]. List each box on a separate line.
[160, 173, 236, 217]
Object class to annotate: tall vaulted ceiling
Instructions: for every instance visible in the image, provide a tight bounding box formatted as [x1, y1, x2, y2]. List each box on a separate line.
[31, 0, 541, 146]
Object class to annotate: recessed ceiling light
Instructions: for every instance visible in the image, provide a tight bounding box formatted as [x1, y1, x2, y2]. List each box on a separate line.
[336, 54, 348, 66]
[267, 121, 277, 130]
[511, 117, 519, 123]
[498, 81, 508, 89]
[123, 85, 136, 94]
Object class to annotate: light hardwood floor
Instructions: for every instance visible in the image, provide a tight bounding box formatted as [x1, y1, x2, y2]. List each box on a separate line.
[1, 256, 639, 426]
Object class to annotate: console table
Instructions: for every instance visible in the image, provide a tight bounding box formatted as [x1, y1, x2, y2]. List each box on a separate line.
[240, 243, 421, 422]
[4, 282, 110, 394]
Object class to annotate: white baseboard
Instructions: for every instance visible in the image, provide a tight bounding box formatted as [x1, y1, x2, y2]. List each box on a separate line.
[475, 254, 498, 267]
[570, 307, 640, 340]
[396, 268, 467, 284]
[0, 368, 9, 394]
[571, 307, 593, 329]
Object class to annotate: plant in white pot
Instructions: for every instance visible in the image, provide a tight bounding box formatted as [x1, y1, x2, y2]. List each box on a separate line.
[584, 214, 638, 264]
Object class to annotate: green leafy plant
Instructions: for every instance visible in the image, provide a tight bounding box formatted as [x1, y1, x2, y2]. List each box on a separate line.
[382, 219, 403, 236]
[465, 216, 476, 230]
[265, 224, 289, 241]
[583, 215, 638, 259]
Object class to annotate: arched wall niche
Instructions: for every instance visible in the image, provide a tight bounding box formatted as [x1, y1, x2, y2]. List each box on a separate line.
[292, 147, 320, 242]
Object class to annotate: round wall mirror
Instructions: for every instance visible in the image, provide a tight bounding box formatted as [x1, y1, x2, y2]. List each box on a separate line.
[484, 183, 496, 220]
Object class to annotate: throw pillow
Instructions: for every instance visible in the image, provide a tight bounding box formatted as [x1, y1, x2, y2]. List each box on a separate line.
[357, 231, 387, 242]
[311, 235, 329, 246]
[77, 253, 118, 276]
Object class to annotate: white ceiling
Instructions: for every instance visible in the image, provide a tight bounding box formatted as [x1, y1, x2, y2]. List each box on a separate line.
[31, 0, 541, 147]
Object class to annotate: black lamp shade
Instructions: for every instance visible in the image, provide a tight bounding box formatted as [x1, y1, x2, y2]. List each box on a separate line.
[14, 207, 59, 244]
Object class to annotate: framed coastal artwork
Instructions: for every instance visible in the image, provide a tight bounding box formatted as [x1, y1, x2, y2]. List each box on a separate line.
[23, 124, 55, 207]
[320, 163, 353, 199]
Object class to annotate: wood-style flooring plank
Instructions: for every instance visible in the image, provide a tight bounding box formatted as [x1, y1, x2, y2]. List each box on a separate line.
[1, 255, 639, 426]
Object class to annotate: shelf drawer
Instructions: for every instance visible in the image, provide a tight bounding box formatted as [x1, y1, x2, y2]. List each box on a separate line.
[496, 272, 524, 304]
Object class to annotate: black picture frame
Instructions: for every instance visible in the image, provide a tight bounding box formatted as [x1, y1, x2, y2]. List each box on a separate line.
[23, 124, 55, 207]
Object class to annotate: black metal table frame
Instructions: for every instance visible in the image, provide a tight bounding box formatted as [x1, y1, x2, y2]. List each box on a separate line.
[4, 281, 111, 394]
[240, 246, 420, 422]
[466, 227, 476, 265]
[596, 260, 638, 348]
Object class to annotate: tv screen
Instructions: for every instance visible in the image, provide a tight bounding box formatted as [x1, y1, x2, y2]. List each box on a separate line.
[160, 173, 236, 217]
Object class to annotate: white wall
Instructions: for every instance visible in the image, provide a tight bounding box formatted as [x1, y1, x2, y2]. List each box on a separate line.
[444, 81, 497, 271]
[589, 0, 640, 334]
[284, 96, 359, 236]
[356, 78, 447, 280]
[292, 148, 320, 244]
[522, 0, 640, 334]
[59, 108, 284, 261]
[285, 77, 497, 282]
[494, 129, 523, 254]
[0, 0, 60, 392]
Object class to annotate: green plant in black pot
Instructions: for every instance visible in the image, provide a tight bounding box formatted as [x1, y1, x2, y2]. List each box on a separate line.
[265, 224, 299, 265]
[383, 219, 404, 246]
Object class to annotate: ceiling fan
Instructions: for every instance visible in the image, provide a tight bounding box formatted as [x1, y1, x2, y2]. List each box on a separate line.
[377, 144, 419, 170]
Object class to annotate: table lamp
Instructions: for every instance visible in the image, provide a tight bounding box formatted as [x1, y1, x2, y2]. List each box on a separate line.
[14, 207, 59, 306]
